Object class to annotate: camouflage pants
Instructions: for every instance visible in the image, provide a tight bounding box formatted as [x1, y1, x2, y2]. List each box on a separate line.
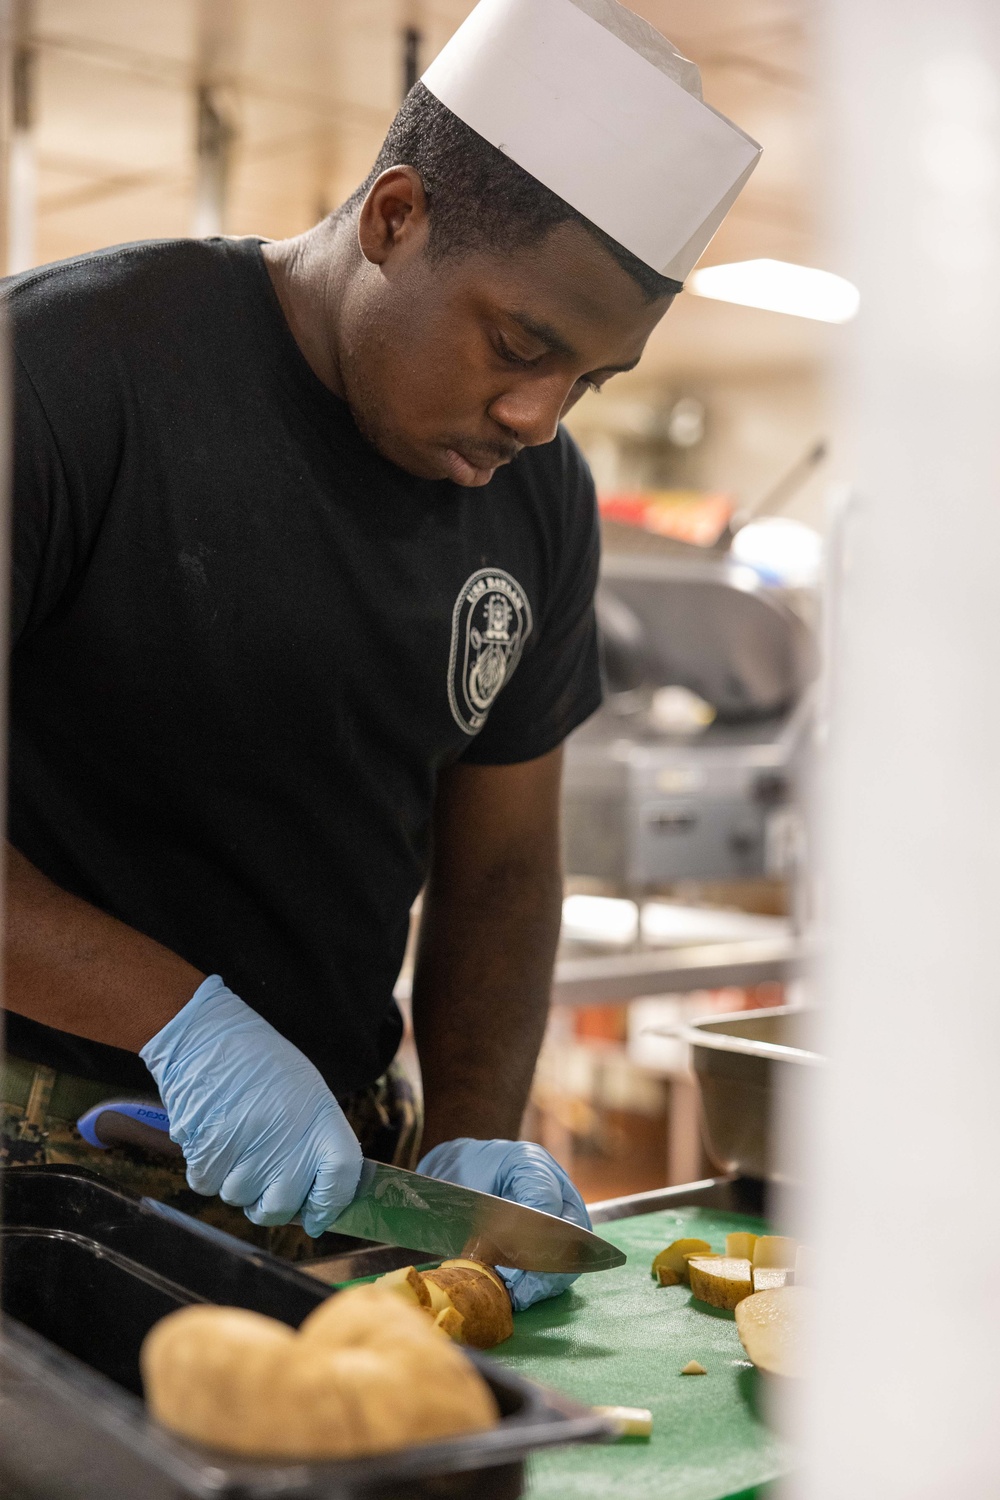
[1, 1055, 421, 1263]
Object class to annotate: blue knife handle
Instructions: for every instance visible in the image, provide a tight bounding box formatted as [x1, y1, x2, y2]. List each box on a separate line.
[77, 1099, 177, 1152]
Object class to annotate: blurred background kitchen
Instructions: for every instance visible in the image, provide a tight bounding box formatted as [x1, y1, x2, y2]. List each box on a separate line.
[1, 0, 842, 1202]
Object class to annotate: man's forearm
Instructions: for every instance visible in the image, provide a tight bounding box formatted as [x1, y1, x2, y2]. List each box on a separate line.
[412, 855, 563, 1153]
[4, 842, 204, 1052]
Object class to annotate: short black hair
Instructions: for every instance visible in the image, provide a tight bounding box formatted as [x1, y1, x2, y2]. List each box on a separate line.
[338, 82, 681, 303]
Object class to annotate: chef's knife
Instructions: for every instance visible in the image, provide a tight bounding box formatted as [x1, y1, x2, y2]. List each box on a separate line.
[327, 1157, 624, 1273]
[77, 1100, 626, 1274]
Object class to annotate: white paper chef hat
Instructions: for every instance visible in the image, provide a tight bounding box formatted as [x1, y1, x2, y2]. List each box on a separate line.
[422, 0, 762, 283]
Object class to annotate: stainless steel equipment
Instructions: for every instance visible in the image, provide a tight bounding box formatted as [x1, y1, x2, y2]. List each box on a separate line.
[563, 549, 816, 886]
[678, 1005, 821, 1180]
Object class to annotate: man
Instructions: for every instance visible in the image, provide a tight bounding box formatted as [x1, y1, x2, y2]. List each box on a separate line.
[2, 0, 759, 1309]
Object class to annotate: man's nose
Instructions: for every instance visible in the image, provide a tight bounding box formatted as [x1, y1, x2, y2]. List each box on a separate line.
[487, 377, 574, 449]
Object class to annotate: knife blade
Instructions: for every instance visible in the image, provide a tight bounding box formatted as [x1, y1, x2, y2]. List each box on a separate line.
[329, 1158, 626, 1274]
[77, 1101, 625, 1273]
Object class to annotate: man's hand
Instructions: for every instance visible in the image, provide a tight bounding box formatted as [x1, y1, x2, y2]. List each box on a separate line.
[418, 1137, 590, 1310]
[141, 975, 363, 1236]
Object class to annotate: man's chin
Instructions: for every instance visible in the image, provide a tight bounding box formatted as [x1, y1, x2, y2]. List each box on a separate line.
[441, 448, 499, 487]
[347, 406, 506, 486]
[349, 410, 438, 481]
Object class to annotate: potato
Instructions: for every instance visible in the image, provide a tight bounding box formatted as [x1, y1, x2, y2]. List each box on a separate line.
[141, 1306, 296, 1456]
[726, 1232, 758, 1260]
[650, 1238, 712, 1285]
[424, 1277, 456, 1318]
[594, 1405, 653, 1437]
[373, 1260, 513, 1349]
[142, 1287, 500, 1459]
[376, 1264, 432, 1311]
[434, 1306, 465, 1341]
[751, 1235, 797, 1271]
[421, 1261, 514, 1349]
[287, 1342, 498, 1456]
[735, 1285, 811, 1378]
[752, 1266, 789, 1293]
[299, 1283, 433, 1353]
[687, 1256, 753, 1311]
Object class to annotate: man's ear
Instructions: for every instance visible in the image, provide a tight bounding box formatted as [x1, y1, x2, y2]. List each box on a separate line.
[357, 166, 430, 266]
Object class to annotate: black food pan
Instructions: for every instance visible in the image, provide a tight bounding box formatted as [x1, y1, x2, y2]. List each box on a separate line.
[0, 1166, 610, 1499]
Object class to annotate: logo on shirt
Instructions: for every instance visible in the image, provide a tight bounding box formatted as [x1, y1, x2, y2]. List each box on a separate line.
[448, 568, 533, 735]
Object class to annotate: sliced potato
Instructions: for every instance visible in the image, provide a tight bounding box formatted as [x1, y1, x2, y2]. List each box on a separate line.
[681, 1360, 707, 1375]
[752, 1266, 789, 1293]
[751, 1235, 797, 1270]
[424, 1278, 456, 1318]
[687, 1256, 753, 1311]
[651, 1238, 712, 1285]
[655, 1266, 681, 1287]
[594, 1405, 653, 1438]
[725, 1232, 758, 1260]
[374, 1260, 511, 1348]
[376, 1265, 432, 1310]
[433, 1306, 465, 1342]
[421, 1261, 513, 1350]
[735, 1285, 811, 1378]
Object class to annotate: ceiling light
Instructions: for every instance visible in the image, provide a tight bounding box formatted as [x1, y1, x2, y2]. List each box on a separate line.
[689, 259, 860, 323]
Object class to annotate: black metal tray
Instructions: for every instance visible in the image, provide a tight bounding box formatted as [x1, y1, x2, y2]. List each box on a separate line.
[0, 1166, 610, 1499]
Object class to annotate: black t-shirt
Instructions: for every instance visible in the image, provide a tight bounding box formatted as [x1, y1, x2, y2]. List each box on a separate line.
[5, 237, 602, 1098]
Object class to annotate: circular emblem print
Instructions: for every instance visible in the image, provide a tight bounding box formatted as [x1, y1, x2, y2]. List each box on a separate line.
[448, 568, 533, 735]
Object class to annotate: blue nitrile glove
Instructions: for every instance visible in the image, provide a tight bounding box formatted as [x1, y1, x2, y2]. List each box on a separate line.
[140, 975, 362, 1238]
[416, 1138, 591, 1312]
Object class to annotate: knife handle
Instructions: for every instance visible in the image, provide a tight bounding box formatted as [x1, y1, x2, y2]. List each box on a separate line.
[77, 1100, 184, 1159]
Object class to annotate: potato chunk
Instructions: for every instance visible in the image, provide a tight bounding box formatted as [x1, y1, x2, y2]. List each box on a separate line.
[377, 1264, 432, 1310]
[725, 1232, 758, 1260]
[594, 1405, 653, 1438]
[687, 1256, 753, 1310]
[751, 1235, 797, 1270]
[650, 1238, 712, 1285]
[752, 1266, 789, 1293]
[735, 1285, 811, 1378]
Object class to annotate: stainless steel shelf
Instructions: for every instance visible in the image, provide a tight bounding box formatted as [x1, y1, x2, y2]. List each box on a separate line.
[552, 937, 805, 1005]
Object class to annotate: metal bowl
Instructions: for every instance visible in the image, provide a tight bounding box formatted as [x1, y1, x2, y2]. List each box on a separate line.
[678, 1005, 822, 1180]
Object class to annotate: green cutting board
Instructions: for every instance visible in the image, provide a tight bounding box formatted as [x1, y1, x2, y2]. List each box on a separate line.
[341, 1205, 790, 1499]
[487, 1206, 790, 1500]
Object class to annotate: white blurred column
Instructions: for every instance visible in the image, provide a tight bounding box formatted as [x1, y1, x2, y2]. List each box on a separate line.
[801, 1, 1000, 1496]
